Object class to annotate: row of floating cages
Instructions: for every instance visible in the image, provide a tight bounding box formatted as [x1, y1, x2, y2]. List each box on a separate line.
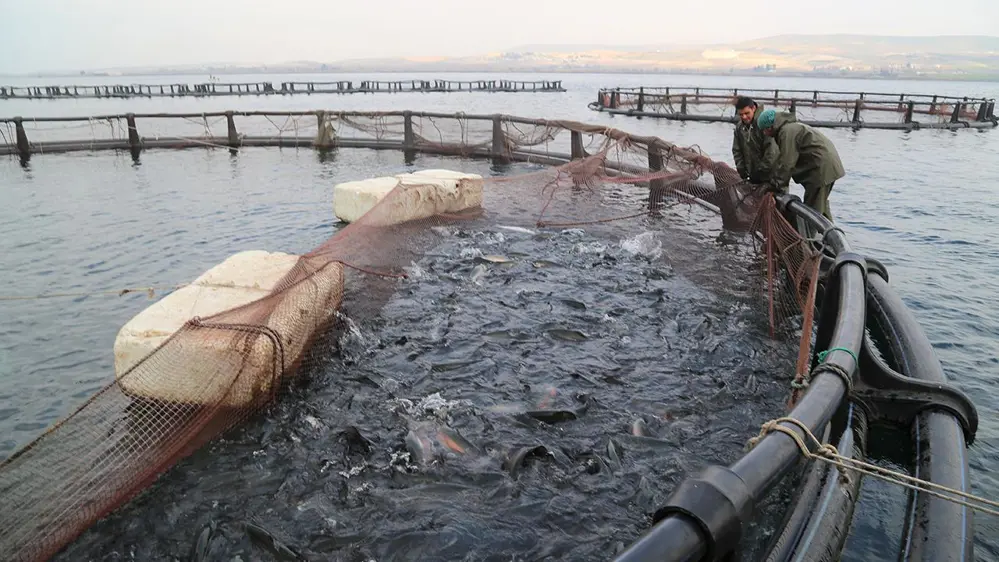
[0, 80, 567, 99]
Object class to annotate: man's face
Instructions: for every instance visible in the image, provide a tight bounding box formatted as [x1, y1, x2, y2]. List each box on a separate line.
[738, 105, 756, 125]
[763, 127, 775, 137]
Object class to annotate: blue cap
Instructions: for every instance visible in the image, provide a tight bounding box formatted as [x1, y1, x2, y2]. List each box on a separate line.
[756, 108, 776, 129]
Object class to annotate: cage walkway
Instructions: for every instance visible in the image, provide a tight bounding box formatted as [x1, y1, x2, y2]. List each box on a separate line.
[591, 86, 998, 131]
[1, 79, 566, 100]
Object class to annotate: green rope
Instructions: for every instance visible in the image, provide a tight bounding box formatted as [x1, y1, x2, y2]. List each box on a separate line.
[791, 347, 859, 394]
[817, 346, 858, 365]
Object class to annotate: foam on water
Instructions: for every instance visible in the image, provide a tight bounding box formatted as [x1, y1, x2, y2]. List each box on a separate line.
[620, 231, 664, 260]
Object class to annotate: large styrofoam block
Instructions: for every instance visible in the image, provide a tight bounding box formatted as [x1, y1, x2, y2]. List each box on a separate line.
[332, 169, 484, 225]
[331, 176, 403, 224]
[113, 250, 345, 407]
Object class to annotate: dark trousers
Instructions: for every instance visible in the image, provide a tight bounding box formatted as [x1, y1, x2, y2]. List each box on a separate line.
[803, 181, 835, 222]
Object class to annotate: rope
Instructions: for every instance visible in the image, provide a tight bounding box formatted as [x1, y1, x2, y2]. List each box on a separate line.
[817, 346, 858, 364]
[537, 210, 653, 228]
[747, 416, 999, 517]
[0, 273, 354, 301]
[0, 284, 189, 301]
[791, 346, 857, 391]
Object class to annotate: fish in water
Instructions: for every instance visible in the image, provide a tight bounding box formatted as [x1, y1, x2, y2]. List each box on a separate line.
[522, 393, 590, 424]
[405, 430, 434, 465]
[630, 418, 656, 438]
[496, 225, 538, 236]
[545, 328, 588, 342]
[484, 329, 533, 342]
[559, 298, 587, 311]
[337, 426, 374, 457]
[470, 264, 488, 284]
[188, 521, 222, 562]
[476, 255, 512, 264]
[405, 423, 479, 465]
[606, 438, 623, 471]
[523, 409, 578, 424]
[435, 426, 478, 455]
[502, 445, 552, 478]
[244, 521, 305, 561]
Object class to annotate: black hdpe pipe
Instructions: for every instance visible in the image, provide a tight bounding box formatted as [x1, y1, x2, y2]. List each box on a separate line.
[762, 425, 830, 561]
[866, 274, 975, 561]
[613, 195, 867, 562]
[764, 403, 868, 562]
[762, 203, 868, 562]
[762, 196, 873, 562]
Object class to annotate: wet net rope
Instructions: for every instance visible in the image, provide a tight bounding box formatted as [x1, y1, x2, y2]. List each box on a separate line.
[0, 114, 822, 562]
[747, 416, 999, 517]
[0, 285, 188, 301]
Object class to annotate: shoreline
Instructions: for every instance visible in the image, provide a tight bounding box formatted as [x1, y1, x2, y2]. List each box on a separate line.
[3, 68, 998, 84]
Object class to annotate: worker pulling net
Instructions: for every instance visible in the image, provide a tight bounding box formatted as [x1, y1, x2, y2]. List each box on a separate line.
[0, 114, 822, 561]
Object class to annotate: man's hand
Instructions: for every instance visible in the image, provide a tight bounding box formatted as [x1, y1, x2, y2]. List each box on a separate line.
[763, 182, 784, 195]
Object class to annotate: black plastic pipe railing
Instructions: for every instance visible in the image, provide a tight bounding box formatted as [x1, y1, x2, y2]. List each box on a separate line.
[783, 405, 867, 561]
[866, 275, 975, 561]
[762, 425, 832, 561]
[613, 196, 866, 562]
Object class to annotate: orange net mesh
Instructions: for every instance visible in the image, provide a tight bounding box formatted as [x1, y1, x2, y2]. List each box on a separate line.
[0, 113, 822, 561]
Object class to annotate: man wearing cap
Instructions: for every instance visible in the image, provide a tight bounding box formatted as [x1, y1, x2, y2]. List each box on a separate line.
[756, 108, 844, 221]
[732, 96, 779, 185]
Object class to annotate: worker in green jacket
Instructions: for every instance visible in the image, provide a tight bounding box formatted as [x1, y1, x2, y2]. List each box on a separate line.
[732, 96, 779, 185]
[756, 108, 845, 221]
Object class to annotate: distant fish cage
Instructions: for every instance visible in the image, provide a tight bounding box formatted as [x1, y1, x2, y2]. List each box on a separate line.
[591, 86, 998, 131]
[0, 79, 566, 100]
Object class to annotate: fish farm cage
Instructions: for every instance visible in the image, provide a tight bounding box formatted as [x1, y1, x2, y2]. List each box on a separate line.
[590, 86, 998, 131]
[0, 79, 567, 100]
[0, 110, 980, 561]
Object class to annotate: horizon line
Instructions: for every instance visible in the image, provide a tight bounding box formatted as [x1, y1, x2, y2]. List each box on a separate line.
[5, 32, 999, 77]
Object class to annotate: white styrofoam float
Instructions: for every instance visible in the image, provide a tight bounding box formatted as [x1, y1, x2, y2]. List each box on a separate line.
[112, 168, 481, 407]
[332, 169, 484, 225]
[113, 250, 345, 408]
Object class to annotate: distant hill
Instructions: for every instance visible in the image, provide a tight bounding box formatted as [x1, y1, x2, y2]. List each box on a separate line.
[70, 35, 999, 81]
[328, 35, 999, 79]
[726, 34, 999, 75]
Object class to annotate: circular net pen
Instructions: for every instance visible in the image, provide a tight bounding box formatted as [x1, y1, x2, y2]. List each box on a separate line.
[0, 111, 980, 561]
[590, 87, 998, 131]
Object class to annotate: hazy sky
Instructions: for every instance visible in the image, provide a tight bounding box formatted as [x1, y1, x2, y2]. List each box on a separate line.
[1, 0, 997, 74]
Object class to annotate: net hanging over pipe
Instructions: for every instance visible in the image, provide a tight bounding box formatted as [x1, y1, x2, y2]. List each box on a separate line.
[0, 113, 824, 562]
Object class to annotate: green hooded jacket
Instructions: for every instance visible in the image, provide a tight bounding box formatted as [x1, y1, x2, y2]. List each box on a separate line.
[769, 111, 845, 189]
[732, 103, 779, 183]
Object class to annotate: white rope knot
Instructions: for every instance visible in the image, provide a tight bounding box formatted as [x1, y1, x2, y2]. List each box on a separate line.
[745, 419, 780, 451]
[744, 416, 999, 518]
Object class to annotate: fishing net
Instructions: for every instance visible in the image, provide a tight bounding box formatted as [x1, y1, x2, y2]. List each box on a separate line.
[0, 113, 823, 561]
